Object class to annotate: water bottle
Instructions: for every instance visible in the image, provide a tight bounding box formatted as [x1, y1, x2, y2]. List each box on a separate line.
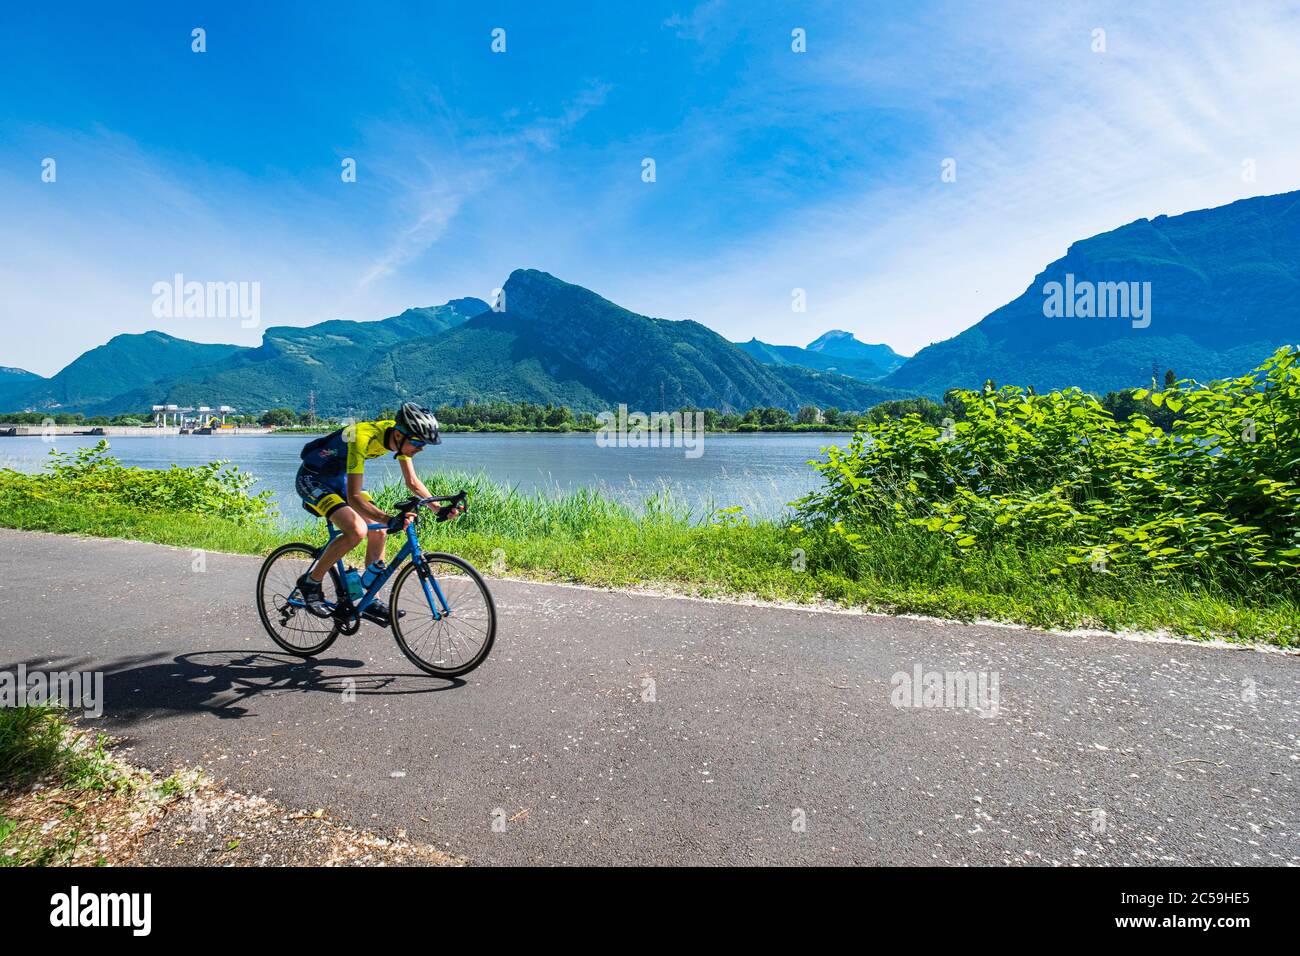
[361, 560, 387, 590]
[344, 567, 364, 602]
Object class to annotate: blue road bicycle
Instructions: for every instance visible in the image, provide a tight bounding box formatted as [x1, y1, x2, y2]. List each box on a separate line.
[256, 492, 496, 677]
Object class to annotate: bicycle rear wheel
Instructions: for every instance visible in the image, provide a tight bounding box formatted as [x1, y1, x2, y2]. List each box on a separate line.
[256, 543, 342, 656]
[389, 553, 496, 677]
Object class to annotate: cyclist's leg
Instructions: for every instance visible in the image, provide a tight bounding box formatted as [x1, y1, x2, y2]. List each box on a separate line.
[312, 506, 366, 581]
[296, 467, 364, 581]
[346, 491, 397, 622]
[365, 528, 386, 565]
[350, 490, 388, 568]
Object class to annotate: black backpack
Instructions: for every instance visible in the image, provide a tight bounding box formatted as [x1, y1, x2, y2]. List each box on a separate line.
[299, 428, 345, 470]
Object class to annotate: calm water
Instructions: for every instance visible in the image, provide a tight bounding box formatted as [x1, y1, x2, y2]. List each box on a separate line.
[0, 432, 847, 524]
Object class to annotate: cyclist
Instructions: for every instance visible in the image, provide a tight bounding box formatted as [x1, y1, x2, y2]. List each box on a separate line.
[294, 402, 459, 623]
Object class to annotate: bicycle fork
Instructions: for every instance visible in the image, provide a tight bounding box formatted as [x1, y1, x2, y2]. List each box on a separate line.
[408, 524, 452, 620]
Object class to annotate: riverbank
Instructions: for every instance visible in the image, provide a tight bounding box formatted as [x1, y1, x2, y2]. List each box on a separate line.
[0, 424, 859, 436]
[0, 425, 181, 436]
[268, 424, 864, 435]
[1, 454, 1295, 647]
[0, 425, 273, 436]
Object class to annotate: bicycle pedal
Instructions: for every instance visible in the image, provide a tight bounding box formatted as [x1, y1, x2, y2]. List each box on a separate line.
[361, 607, 406, 626]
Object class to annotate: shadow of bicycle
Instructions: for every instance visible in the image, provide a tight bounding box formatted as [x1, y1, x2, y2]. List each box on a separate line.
[3, 648, 465, 730]
[177, 649, 467, 710]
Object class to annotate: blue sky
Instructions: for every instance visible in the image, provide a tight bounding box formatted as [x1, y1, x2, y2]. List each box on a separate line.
[3, 0, 1300, 376]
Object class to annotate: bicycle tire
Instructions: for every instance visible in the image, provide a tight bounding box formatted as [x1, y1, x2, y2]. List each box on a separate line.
[256, 542, 343, 656]
[389, 552, 496, 677]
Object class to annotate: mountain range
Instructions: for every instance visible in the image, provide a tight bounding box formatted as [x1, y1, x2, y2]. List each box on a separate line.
[387, 270, 907, 413]
[0, 367, 44, 410]
[884, 190, 1300, 396]
[15, 334, 245, 411]
[3, 275, 903, 416]
[737, 331, 906, 382]
[90, 298, 493, 416]
[5, 190, 1297, 415]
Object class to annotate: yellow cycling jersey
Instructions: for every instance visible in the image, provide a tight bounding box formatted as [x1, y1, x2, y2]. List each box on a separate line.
[299, 420, 411, 477]
[345, 420, 412, 475]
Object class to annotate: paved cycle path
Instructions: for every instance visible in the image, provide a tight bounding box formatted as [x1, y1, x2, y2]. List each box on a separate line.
[2, 528, 1296, 865]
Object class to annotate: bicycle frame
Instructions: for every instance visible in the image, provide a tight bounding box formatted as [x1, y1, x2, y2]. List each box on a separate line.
[324, 520, 452, 621]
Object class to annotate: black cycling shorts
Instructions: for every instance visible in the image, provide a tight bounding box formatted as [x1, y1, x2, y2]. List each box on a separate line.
[295, 466, 370, 519]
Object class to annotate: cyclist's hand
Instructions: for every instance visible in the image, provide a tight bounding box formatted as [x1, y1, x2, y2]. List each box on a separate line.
[386, 512, 416, 533]
[431, 500, 465, 522]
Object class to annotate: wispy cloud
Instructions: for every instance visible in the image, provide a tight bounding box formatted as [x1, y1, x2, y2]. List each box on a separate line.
[355, 161, 486, 290]
[605, 1, 1300, 352]
[355, 81, 610, 290]
[662, 1, 729, 42]
[5, 1, 1299, 374]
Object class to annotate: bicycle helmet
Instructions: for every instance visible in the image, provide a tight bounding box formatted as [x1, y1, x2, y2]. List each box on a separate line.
[395, 402, 441, 445]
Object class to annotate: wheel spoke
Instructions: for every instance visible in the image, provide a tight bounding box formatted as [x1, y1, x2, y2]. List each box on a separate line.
[391, 557, 495, 676]
[258, 545, 340, 654]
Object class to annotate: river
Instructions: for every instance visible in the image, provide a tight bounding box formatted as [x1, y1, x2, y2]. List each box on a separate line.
[0, 431, 848, 523]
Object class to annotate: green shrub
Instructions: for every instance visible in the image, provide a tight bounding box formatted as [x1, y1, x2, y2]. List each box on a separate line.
[0, 441, 273, 526]
[797, 347, 1300, 580]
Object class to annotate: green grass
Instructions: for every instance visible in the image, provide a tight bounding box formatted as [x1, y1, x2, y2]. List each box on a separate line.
[1, 466, 1296, 646]
[0, 705, 80, 787]
[0, 706, 131, 866]
[0, 706, 124, 795]
[0, 706, 205, 866]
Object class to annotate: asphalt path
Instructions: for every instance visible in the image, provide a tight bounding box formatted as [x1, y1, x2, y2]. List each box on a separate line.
[2, 529, 1296, 865]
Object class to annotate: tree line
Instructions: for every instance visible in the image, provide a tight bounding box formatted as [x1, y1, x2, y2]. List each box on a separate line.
[1, 373, 1188, 432]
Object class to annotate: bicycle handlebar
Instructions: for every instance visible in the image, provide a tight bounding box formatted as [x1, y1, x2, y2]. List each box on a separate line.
[388, 490, 467, 529]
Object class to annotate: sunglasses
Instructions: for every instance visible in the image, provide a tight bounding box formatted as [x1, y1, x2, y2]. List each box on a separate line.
[406, 437, 427, 448]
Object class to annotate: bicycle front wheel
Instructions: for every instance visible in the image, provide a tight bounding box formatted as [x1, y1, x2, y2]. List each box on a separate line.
[256, 543, 342, 656]
[389, 553, 496, 677]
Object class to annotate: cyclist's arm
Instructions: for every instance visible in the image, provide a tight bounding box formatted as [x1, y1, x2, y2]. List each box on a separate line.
[398, 456, 433, 499]
[346, 472, 390, 524]
[399, 455, 463, 521]
[343, 422, 396, 524]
